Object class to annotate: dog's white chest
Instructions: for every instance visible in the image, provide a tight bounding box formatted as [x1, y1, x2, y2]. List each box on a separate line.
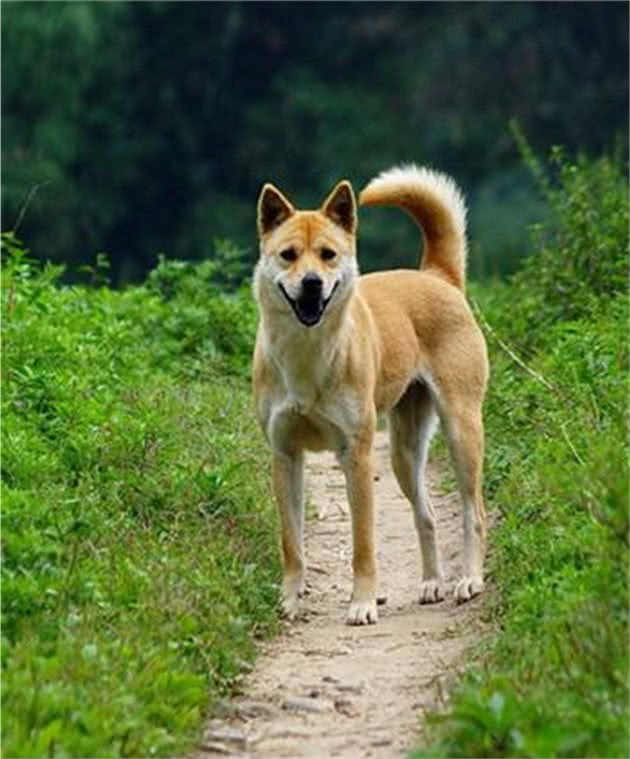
[266, 384, 361, 456]
[259, 322, 363, 454]
[268, 402, 339, 454]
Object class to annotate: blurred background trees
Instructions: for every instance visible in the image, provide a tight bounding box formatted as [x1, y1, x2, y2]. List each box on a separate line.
[2, 1, 627, 283]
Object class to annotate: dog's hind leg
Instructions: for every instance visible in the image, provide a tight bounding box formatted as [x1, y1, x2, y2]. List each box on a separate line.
[389, 382, 444, 603]
[438, 398, 486, 603]
[272, 451, 305, 619]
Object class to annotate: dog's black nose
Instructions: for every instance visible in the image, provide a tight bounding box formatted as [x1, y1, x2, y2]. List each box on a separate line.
[302, 272, 323, 292]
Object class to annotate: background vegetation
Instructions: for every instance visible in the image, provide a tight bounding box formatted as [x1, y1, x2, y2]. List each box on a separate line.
[2, 3, 628, 758]
[415, 146, 628, 758]
[2, 237, 277, 757]
[2, 2, 628, 282]
[3, 149, 627, 759]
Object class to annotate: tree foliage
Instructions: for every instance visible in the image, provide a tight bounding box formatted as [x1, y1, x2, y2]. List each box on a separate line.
[2, 2, 628, 282]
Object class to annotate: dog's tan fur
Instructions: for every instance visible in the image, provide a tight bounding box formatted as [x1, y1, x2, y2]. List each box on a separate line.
[253, 165, 488, 625]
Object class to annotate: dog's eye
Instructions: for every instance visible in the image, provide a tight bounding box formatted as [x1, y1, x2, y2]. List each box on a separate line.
[280, 248, 297, 262]
[321, 248, 337, 261]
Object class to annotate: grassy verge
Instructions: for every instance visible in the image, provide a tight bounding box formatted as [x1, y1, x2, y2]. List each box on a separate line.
[414, 148, 629, 757]
[2, 239, 279, 757]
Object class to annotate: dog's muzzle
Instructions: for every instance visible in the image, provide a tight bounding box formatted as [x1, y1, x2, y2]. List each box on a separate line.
[279, 275, 339, 327]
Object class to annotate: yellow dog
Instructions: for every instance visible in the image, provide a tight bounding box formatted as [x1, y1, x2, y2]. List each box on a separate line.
[253, 165, 488, 625]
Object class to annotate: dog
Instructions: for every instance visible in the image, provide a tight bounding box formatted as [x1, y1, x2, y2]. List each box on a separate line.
[252, 165, 488, 625]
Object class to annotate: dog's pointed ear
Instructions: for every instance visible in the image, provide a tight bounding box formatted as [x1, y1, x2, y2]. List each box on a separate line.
[257, 183, 295, 237]
[321, 180, 357, 234]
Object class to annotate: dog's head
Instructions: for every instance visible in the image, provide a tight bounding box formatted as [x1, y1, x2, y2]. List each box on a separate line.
[254, 180, 358, 328]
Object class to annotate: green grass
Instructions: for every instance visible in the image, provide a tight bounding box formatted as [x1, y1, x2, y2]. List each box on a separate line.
[3, 146, 628, 759]
[414, 148, 629, 758]
[2, 237, 280, 757]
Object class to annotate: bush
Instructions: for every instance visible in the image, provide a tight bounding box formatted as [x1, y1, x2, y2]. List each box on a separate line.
[491, 131, 628, 355]
[1, 236, 279, 758]
[415, 148, 628, 757]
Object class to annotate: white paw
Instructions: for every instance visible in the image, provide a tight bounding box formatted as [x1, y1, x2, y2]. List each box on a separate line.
[282, 592, 301, 620]
[419, 579, 445, 604]
[346, 599, 378, 625]
[281, 573, 305, 621]
[454, 576, 484, 604]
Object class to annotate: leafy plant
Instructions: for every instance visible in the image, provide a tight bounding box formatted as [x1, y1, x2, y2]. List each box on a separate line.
[415, 147, 629, 758]
[2, 237, 279, 758]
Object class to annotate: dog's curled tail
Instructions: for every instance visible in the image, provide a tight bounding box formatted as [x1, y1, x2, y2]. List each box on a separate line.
[359, 164, 467, 290]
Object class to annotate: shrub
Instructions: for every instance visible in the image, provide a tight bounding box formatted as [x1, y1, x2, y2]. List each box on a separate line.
[415, 148, 629, 757]
[2, 236, 279, 757]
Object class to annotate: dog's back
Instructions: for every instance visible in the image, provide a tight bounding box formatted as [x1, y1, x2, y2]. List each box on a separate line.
[357, 269, 485, 414]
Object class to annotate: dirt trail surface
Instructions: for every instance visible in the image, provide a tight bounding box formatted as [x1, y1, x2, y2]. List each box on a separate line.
[194, 431, 485, 758]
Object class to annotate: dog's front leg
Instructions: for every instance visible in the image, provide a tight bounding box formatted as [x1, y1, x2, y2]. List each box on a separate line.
[272, 451, 305, 619]
[341, 441, 378, 625]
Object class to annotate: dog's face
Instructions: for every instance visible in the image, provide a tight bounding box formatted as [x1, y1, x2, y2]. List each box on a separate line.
[255, 181, 358, 328]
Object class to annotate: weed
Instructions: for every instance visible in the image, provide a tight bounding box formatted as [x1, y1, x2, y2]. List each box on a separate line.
[2, 237, 279, 757]
[414, 147, 629, 757]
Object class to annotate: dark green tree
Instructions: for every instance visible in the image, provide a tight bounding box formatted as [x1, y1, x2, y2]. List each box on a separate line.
[2, 2, 627, 281]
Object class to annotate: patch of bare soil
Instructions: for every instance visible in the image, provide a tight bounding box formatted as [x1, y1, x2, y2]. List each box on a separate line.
[193, 431, 485, 758]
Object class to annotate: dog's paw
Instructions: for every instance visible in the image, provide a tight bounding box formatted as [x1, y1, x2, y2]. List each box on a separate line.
[346, 599, 378, 625]
[281, 593, 301, 621]
[281, 573, 305, 620]
[454, 576, 484, 604]
[419, 579, 445, 604]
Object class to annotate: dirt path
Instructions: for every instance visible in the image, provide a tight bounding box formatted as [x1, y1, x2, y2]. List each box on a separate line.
[195, 431, 485, 758]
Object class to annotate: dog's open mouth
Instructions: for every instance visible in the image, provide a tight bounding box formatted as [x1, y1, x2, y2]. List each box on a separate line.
[279, 281, 339, 327]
